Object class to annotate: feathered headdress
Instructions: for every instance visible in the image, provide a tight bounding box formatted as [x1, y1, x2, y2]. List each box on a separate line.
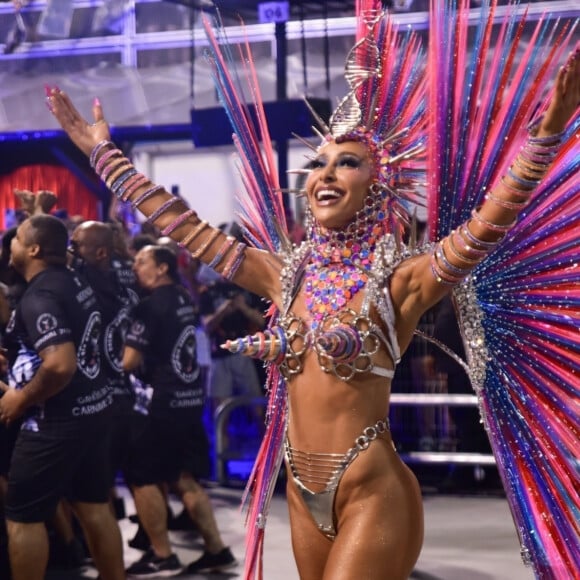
[312, 0, 427, 234]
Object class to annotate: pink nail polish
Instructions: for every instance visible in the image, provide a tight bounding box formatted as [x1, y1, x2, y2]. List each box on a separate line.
[93, 97, 101, 107]
[44, 85, 51, 97]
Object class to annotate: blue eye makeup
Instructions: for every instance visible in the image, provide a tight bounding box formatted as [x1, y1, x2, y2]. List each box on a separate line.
[310, 154, 364, 170]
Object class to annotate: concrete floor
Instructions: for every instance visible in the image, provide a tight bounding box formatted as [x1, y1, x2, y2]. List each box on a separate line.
[45, 484, 534, 580]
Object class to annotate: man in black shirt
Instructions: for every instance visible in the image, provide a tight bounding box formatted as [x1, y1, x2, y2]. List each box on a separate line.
[123, 245, 235, 577]
[70, 220, 141, 523]
[0, 215, 124, 580]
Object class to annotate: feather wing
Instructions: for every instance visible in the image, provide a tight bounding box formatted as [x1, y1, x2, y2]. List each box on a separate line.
[427, 1, 580, 577]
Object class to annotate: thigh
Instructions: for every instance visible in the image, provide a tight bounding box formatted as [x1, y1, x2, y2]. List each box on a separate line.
[326, 442, 424, 580]
[286, 473, 333, 580]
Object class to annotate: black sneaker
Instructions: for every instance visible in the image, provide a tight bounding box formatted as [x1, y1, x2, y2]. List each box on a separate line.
[128, 523, 151, 552]
[186, 547, 237, 573]
[126, 550, 183, 578]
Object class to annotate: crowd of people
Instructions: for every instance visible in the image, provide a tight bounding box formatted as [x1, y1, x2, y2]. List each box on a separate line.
[0, 190, 254, 579]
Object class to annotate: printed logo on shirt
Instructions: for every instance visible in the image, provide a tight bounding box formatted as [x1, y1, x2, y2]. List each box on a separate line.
[130, 321, 145, 337]
[171, 325, 199, 383]
[104, 307, 132, 373]
[9, 343, 43, 432]
[36, 313, 58, 335]
[77, 311, 102, 379]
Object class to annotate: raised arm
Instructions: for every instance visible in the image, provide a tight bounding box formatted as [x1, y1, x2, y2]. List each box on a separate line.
[391, 50, 580, 335]
[47, 90, 283, 306]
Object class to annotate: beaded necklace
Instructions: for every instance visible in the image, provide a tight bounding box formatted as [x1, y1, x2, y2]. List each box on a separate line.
[304, 187, 388, 329]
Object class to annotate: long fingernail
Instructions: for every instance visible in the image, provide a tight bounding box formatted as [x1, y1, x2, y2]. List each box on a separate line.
[44, 85, 51, 97]
[93, 97, 101, 107]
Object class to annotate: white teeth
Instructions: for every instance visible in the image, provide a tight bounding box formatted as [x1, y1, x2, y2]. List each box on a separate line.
[316, 189, 341, 201]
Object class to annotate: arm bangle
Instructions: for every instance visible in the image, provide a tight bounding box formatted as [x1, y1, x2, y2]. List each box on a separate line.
[121, 174, 150, 202]
[103, 159, 131, 185]
[208, 236, 235, 269]
[147, 196, 181, 224]
[161, 209, 198, 236]
[447, 232, 482, 265]
[506, 167, 540, 189]
[131, 185, 165, 210]
[191, 229, 221, 259]
[222, 242, 247, 280]
[471, 208, 516, 233]
[484, 192, 529, 211]
[110, 168, 139, 198]
[96, 149, 123, 177]
[434, 242, 473, 277]
[430, 253, 464, 286]
[90, 140, 115, 168]
[498, 177, 533, 199]
[460, 223, 500, 250]
[179, 220, 208, 249]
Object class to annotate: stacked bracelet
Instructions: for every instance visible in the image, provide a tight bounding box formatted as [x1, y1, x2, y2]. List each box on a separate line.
[161, 209, 198, 236]
[447, 234, 482, 265]
[471, 208, 516, 233]
[90, 140, 115, 168]
[222, 242, 247, 280]
[484, 191, 529, 211]
[506, 167, 540, 189]
[109, 168, 138, 195]
[146, 197, 181, 224]
[179, 220, 208, 249]
[430, 251, 463, 286]
[191, 228, 220, 259]
[434, 243, 472, 278]
[120, 174, 150, 202]
[95, 148, 122, 174]
[208, 236, 235, 269]
[131, 185, 165, 210]
[102, 158, 130, 185]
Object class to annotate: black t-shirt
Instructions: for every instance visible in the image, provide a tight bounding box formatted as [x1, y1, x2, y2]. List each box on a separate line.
[125, 284, 203, 416]
[198, 281, 264, 358]
[111, 254, 138, 294]
[75, 262, 139, 400]
[5, 266, 112, 421]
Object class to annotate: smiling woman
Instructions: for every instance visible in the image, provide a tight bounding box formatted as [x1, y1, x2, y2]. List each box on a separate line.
[306, 141, 375, 229]
[44, 0, 580, 578]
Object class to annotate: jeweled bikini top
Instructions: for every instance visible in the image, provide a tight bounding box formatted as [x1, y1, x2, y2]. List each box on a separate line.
[222, 233, 407, 382]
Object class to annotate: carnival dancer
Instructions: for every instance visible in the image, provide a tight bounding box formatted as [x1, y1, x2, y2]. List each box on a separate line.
[46, 1, 579, 578]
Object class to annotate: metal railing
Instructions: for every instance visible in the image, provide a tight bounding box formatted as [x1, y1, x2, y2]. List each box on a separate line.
[213, 392, 495, 486]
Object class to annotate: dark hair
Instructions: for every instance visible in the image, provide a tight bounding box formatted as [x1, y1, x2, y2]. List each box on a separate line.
[148, 245, 180, 284]
[27, 215, 68, 265]
[131, 233, 157, 253]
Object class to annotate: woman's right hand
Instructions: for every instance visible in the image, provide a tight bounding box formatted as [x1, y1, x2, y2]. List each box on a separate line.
[46, 87, 111, 158]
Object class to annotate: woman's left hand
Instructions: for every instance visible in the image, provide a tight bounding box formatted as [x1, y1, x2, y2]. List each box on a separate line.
[538, 48, 580, 137]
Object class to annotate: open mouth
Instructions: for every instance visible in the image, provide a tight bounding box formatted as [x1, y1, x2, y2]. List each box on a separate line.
[315, 189, 343, 202]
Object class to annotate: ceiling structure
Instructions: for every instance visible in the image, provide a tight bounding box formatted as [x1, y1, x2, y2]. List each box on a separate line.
[0, 1, 576, 136]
